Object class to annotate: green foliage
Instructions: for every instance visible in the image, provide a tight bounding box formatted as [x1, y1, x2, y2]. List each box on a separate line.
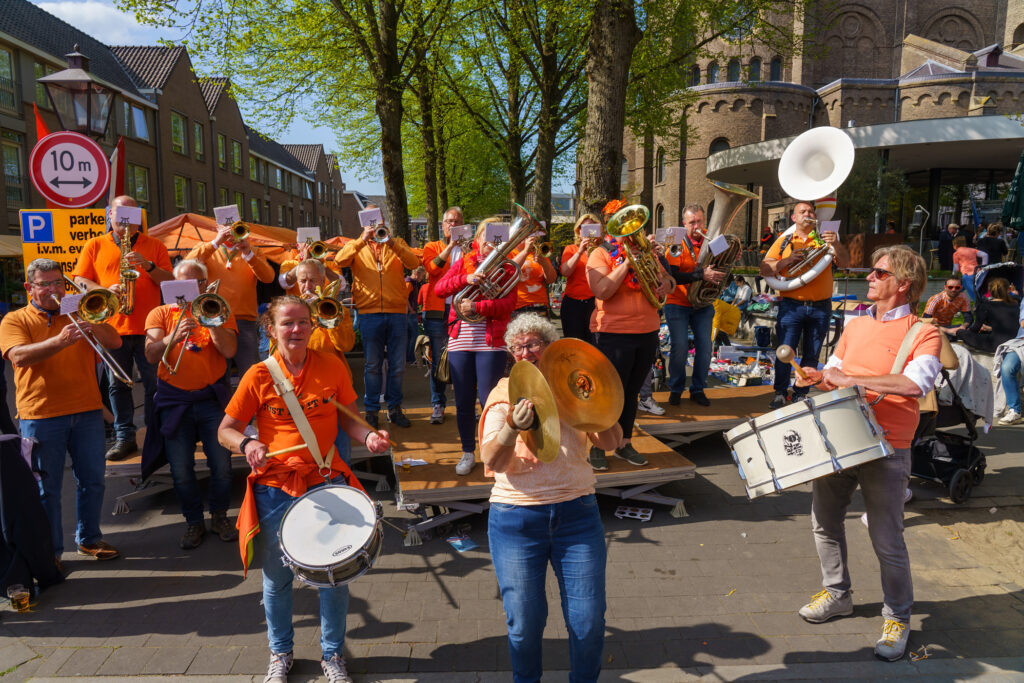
[838, 152, 909, 233]
[549, 222, 575, 261]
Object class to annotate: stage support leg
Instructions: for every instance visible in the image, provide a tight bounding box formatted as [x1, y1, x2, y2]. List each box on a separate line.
[598, 483, 688, 518]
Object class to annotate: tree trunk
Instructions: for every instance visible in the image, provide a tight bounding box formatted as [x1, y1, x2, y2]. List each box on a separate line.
[506, 69, 528, 208]
[376, 0, 410, 241]
[578, 0, 640, 217]
[415, 56, 440, 241]
[435, 99, 450, 213]
[532, 25, 559, 226]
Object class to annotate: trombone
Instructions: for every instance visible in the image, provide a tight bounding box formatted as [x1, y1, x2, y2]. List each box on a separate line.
[160, 284, 231, 375]
[55, 281, 133, 386]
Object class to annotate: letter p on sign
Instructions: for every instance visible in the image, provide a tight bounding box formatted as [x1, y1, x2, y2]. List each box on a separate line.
[21, 211, 54, 243]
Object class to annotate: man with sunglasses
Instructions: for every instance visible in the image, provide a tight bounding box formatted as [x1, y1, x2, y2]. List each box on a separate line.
[793, 245, 941, 662]
[923, 277, 971, 335]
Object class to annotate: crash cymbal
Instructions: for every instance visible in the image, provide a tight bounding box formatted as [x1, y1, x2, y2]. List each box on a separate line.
[538, 338, 624, 433]
[508, 360, 561, 463]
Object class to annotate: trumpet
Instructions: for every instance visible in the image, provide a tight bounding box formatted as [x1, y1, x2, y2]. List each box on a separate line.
[309, 280, 344, 329]
[160, 289, 231, 375]
[605, 204, 666, 309]
[54, 284, 133, 386]
[117, 217, 138, 315]
[533, 241, 553, 259]
[223, 221, 250, 265]
[308, 240, 340, 260]
[372, 225, 390, 243]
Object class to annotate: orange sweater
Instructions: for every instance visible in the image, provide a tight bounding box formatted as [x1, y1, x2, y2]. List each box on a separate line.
[333, 237, 421, 314]
[185, 243, 275, 321]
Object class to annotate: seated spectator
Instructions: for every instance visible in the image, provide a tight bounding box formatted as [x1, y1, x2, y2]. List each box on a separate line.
[923, 277, 971, 335]
[955, 277, 1018, 353]
[733, 275, 752, 311]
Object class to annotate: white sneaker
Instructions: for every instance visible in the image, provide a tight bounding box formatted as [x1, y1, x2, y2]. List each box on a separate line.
[637, 396, 665, 415]
[874, 618, 910, 661]
[455, 451, 475, 475]
[321, 654, 353, 683]
[999, 409, 1022, 425]
[263, 651, 293, 683]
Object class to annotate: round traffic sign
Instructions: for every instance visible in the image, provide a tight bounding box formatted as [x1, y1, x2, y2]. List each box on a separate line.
[28, 131, 111, 208]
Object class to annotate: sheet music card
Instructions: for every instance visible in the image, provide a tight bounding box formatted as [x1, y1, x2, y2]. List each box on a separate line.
[358, 208, 383, 228]
[161, 279, 201, 305]
[112, 205, 143, 227]
[580, 223, 601, 240]
[59, 294, 83, 316]
[665, 227, 685, 243]
[820, 220, 841, 234]
[485, 223, 510, 244]
[655, 228, 668, 243]
[213, 205, 240, 226]
[296, 227, 321, 244]
[708, 234, 730, 257]
[450, 224, 472, 242]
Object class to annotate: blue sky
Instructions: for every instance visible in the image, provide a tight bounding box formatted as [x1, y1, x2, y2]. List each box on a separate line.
[31, 0, 386, 194]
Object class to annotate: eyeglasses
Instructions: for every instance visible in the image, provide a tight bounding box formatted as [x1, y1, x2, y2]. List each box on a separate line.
[30, 278, 64, 289]
[868, 267, 894, 280]
[509, 340, 544, 354]
[946, 285, 962, 291]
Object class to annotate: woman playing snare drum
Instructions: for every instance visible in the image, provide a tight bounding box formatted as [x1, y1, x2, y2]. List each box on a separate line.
[218, 295, 389, 683]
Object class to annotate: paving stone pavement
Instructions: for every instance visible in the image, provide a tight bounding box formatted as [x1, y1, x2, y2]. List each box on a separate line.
[2, 359, 1024, 681]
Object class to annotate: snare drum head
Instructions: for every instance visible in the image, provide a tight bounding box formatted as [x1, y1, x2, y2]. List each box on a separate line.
[279, 485, 377, 568]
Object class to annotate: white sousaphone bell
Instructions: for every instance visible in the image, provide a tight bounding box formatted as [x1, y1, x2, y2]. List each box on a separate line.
[765, 126, 855, 292]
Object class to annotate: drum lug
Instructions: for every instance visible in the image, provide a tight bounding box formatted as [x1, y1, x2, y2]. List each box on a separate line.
[858, 402, 880, 437]
[327, 566, 336, 586]
[374, 501, 383, 519]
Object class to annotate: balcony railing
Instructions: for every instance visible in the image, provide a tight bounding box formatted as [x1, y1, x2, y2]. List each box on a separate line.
[5, 173, 25, 205]
[0, 76, 18, 113]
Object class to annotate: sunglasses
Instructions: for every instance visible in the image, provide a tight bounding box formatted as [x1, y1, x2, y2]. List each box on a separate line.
[868, 267, 894, 280]
[946, 285, 962, 291]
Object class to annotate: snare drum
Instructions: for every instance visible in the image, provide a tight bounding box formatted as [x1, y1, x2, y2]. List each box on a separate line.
[278, 485, 383, 588]
[724, 386, 893, 499]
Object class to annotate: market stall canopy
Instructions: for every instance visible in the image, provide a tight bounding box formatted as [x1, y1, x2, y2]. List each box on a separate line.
[0, 235, 23, 258]
[148, 213, 297, 265]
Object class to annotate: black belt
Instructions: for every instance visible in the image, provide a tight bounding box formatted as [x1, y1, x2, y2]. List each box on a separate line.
[786, 298, 832, 306]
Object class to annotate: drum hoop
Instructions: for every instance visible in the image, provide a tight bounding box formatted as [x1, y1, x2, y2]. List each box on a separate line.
[288, 525, 384, 588]
[277, 484, 379, 566]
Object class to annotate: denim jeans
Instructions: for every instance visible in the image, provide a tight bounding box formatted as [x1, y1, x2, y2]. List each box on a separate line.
[489, 494, 606, 683]
[962, 273, 977, 304]
[664, 303, 714, 395]
[161, 398, 232, 525]
[811, 448, 913, 622]
[107, 334, 157, 440]
[357, 313, 407, 412]
[255, 476, 350, 658]
[1002, 352, 1022, 413]
[423, 316, 449, 407]
[448, 350, 507, 452]
[20, 410, 106, 554]
[234, 319, 260, 378]
[773, 298, 831, 397]
[333, 421, 353, 467]
[406, 312, 419, 363]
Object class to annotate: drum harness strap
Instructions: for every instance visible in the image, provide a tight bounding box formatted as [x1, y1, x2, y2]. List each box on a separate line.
[876, 321, 927, 407]
[263, 355, 336, 481]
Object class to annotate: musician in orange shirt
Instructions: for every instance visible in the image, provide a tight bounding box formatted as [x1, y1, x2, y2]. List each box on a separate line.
[559, 214, 601, 344]
[144, 260, 238, 550]
[511, 229, 557, 318]
[72, 195, 173, 461]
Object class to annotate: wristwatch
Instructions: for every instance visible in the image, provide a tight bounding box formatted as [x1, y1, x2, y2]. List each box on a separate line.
[239, 436, 254, 454]
[145, 260, 155, 272]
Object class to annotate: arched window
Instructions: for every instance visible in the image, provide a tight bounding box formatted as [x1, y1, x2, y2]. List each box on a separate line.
[707, 62, 720, 84]
[748, 57, 761, 82]
[689, 65, 701, 86]
[727, 59, 741, 82]
[656, 204, 665, 231]
[709, 137, 731, 155]
[769, 57, 783, 81]
[656, 148, 666, 184]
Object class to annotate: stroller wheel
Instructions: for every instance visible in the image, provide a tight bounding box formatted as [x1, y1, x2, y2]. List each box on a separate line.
[971, 457, 987, 486]
[949, 468, 973, 504]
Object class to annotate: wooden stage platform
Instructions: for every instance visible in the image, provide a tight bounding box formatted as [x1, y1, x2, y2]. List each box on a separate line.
[636, 385, 775, 448]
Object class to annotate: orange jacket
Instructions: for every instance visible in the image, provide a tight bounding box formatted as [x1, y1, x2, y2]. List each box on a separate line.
[334, 237, 421, 314]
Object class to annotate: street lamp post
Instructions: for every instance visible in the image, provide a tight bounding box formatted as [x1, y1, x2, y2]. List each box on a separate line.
[37, 45, 115, 138]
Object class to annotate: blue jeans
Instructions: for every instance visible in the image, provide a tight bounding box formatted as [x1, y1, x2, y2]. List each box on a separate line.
[423, 316, 449, 407]
[664, 303, 714, 395]
[21, 410, 106, 554]
[773, 298, 831, 397]
[1001, 352, 1022, 412]
[161, 398, 232, 525]
[406, 312, 419, 363]
[962, 273, 977, 304]
[333, 422, 353, 466]
[358, 313, 407, 412]
[448, 350, 506, 452]
[107, 334, 157, 441]
[234, 319, 260, 378]
[489, 494, 606, 683]
[255, 476, 350, 658]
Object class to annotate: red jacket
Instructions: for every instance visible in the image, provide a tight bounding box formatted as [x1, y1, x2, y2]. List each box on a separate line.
[434, 252, 517, 348]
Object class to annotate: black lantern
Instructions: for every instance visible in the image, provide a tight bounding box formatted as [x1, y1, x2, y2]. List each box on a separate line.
[37, 45, 115, 138]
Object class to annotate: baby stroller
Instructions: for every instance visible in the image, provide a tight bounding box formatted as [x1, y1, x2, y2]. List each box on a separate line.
[911, 339, 985, 503]
[974, 262, 1024, 300]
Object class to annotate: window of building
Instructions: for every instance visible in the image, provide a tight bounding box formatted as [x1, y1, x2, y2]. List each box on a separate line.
[250, 198, 260, 221]
[2, 132, 26, 207]
[34, 62, 57, 109]
[655, 204, 665, 231]
[727, 59, 741, 82]
[709, 137, 731, 154]
[123, 102, 150, 141]
[769, 57, 782, 81]
[126, 164, 150, 208]
[249, 157, 258, 181]
[0, 49, 16, 113]
[170, 112, 187, 155]
[748, 57, 761, 81]
[231, 140, 242, 174]
[196, 182, 207, 213]
[274, 167, 283, 191]
[656, 148, 666, 184]
[689, 65, 700, 87]
[277, 204, 285, 226]
[234, 191, 244, 216]
[194, 122, 204, 160]
[707, 62, 719, 84]
[173, 175, 189, 211]
[217, 134, 226, 169]
[304, 181, 313, 200]
[218, 187, 228, 206]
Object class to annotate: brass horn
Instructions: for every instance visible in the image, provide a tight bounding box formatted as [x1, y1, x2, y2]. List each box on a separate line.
[55, 280, 133, 386]
[161, 290, 231, 375]
[604, 204, 666, 309]
[687, 181, 758, 309]
[224, 221, 250, 264]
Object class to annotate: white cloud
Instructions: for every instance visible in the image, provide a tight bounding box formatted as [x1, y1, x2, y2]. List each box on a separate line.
[33, 1, 171, 46]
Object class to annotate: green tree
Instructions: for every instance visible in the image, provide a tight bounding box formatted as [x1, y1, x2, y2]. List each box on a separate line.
[838, 152, 908, 233]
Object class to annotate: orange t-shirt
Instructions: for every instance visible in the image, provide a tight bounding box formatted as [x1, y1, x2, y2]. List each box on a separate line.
[0, 305, 106, 419]
[513, 250, 549, 308]
[765, 230, 833, 302]
[665, 239, 699, 307]
[561, 244, 594, 300]
[146, 304, 239, 390]
[185, 243, 275, 321]
[953, 247, 980, 276]
[833, 313, 941, 449]
[307, 312, 355, 385]
[585, 247, 661, 334]
[225, 349, 358, 472]
[71, 231, 173, 335]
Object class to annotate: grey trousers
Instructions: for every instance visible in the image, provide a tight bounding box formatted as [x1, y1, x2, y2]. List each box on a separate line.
[810, 447, 912, 622]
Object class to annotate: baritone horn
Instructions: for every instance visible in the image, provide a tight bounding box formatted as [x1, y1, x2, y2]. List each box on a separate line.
[54, 283, 133, 386]
[604, 204, 666, 309]
[686, 180, 758, 309]
[161, 288, 231, 375]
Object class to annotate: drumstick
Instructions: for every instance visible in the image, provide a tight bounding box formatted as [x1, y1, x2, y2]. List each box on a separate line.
[329, 398, 400, 449]
[266, 443, 307, 458]
[775, 344, 810, 380]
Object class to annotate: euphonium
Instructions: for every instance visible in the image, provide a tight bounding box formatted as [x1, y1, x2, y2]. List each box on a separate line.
[687, 180, 758, 309]
[117, 219, 139, 315]
[604, 204, 666, 310]
[453, 203, 540, 323]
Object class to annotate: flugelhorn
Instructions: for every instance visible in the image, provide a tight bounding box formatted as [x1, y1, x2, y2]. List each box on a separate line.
[55, 280, 133, 386]
[117, 217, 138, 315]
[605, 204, 666, 309]
[160, 286, 231, 375]
[687, 180, 758, 309]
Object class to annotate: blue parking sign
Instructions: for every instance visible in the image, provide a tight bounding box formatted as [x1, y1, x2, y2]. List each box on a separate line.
[21, 211, 54, 243]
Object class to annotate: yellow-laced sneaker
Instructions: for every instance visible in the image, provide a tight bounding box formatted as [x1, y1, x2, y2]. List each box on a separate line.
[874, 618, 909, 661]
[798, 588, 853, 623]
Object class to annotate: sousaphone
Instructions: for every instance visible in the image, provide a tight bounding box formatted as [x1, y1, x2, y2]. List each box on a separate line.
[537, 338, 624, 433]
[508, 360, 561, 463]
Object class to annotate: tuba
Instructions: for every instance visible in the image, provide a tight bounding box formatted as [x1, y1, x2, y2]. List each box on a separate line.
[764, 126, 855, 292]
[687, 181, 759, 309]
[605, 204, 666, 309]
[117, 219, 139, 315]
[453, 203, 540, 323]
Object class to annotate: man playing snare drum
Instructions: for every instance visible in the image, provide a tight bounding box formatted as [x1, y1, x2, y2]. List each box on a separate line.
[794, 245, 941, 662]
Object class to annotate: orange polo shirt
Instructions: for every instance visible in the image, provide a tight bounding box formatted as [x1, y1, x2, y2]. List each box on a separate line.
[833, 313, 941, 449]
[185, 243, 275, 321]
[71, 231, 172, 335]
[561, 244, 594, 301]
[512, 249, 549, 308]
[665, 239, 699, 308]
[421, 239, 454, 312]
[585, 247, 661, 334]
[0, 305, 108, 419]
[145, 304, 238, 391]
[765, 229, 833, 302]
